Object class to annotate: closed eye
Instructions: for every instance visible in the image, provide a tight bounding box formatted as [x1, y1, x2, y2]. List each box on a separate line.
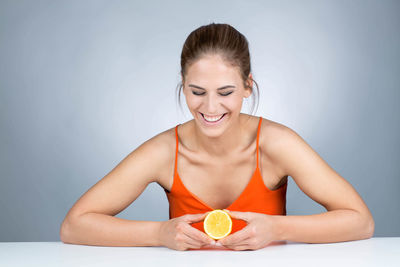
[192, 91, 233, 96]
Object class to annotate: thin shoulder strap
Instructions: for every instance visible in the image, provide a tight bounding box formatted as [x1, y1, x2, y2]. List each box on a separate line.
[256, 116, 262, 169]
[174, 124, 180, 178]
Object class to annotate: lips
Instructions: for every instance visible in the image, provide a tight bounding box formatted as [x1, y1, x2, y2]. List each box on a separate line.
[200, 112, 227, 123]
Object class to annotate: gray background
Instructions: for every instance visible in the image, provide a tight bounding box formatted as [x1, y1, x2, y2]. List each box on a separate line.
[0, 0, 399, 242]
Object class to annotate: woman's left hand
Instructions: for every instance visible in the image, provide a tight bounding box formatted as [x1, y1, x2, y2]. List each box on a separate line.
[216, 210, 279, 251]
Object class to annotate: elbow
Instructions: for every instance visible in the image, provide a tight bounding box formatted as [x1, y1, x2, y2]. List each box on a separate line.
[365, 216, 375, 239]
[59, 219, 69, 243]
[60, 212, 90, 244]
[359, 211, 375, 239]
[60, 217, 75, 244]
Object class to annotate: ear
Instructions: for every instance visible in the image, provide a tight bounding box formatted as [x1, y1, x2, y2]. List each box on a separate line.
[244, 73, 253, 98]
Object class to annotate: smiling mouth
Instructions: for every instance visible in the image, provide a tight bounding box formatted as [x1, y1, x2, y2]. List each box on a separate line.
[200, 112, 227, 122]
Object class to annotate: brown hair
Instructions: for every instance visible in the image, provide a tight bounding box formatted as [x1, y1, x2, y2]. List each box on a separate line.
[176, 23, 260, 115]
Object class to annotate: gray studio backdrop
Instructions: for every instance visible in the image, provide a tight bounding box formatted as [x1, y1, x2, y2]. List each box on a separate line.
[0, 0, 399, 242]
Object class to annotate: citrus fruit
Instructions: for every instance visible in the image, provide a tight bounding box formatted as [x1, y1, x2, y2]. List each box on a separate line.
[203, 209, 232, 240]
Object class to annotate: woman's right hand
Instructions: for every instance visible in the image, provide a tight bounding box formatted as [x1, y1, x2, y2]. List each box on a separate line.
[158, 212, 219, 251]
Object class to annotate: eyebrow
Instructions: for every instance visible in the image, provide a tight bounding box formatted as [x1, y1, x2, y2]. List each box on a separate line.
[188, 84, 236, 90]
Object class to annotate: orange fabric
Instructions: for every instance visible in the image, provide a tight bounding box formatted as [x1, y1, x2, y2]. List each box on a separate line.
[164, 116, 287, 235]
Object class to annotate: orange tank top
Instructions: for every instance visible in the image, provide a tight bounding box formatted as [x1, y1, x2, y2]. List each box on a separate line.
[164, 116, 287, 235]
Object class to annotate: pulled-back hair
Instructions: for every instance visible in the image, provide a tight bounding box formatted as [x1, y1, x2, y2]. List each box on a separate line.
[176, 23, 259, 115]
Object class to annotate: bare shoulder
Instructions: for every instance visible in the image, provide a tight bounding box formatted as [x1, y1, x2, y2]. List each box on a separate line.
[259, 118, 303, 174]
[138, 126, 176, 184]
[260, 118, 299, 149]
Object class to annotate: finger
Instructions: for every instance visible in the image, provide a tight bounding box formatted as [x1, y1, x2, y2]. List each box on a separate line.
[223, 209, 251, 222]
[218, 235, 253, 251]
[218, 228, 250, 246]
[183, 212, 210, 224]
[224, 236, 252, 247]
[181, 232, 204, 248]
[182, 222, 215, 245]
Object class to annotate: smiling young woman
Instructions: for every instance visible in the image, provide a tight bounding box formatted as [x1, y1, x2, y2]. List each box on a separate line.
[182, 53, 252, 142]
[60, 23, 374, 251]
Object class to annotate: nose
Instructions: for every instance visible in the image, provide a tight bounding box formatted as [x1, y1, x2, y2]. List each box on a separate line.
[204, 93, 219, 114]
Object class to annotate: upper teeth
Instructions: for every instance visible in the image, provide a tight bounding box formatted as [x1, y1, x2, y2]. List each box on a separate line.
[203, 113, 224, 122]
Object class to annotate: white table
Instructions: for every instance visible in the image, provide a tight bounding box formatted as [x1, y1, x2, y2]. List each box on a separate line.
[0, 238, 399, 267]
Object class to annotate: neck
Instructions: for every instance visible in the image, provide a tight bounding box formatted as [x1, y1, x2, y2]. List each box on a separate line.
[193, 114, 251, 157]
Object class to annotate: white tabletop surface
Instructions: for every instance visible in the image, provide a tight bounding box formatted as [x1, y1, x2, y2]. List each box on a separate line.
[0, 237, 399, 267]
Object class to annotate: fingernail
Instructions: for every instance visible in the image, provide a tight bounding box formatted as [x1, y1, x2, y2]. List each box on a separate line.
[210, 240, 216, 245]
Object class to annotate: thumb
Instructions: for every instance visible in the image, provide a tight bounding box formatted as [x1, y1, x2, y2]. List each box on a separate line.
[183, 212, 210, 223]
[223, 209, 251, 222]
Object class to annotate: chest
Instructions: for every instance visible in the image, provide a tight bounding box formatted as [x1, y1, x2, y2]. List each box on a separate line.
[161, 143, 285, 210]
[179, 159, 257, 209]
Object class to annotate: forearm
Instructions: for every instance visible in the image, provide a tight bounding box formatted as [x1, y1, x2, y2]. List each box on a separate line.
[60, 213, 162, 247]
[274, 209, 374, 243]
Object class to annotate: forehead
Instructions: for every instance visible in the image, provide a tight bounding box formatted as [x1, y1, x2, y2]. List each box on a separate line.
[185, 54, 241, 83]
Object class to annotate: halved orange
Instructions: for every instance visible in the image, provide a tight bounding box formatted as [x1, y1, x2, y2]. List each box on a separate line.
[203, 209, 232, 240]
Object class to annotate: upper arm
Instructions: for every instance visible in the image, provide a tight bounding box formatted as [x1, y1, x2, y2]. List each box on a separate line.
[62, 130, 172, 220]
[266, 124, 373, 218]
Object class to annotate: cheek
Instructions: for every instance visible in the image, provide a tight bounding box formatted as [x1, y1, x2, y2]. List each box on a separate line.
[185, 95, 202, 109]
[226, 95, 243, 109]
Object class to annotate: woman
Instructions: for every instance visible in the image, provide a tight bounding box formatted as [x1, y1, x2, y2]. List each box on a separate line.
[60, 23, 374, 251]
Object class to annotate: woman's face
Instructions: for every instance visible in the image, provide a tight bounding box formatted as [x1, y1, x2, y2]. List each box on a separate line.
[183, 54, 252, 136]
